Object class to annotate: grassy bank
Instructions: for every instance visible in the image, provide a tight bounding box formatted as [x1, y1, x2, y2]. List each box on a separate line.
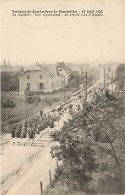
[45, 180, 86, 195]
[1, 89, 73, 132]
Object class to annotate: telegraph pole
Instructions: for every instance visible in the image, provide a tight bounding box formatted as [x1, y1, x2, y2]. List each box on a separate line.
[85, 69, 87, 101]
[64, 76, 65, 98]
[104, 68, 105, 91]
[112, 70, 114, 94]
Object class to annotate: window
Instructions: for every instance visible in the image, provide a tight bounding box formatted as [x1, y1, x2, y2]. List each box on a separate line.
[51, 82, 54, 88]
[40, 83, 44, 90]
[27, 83, 30, 90]
[27, 74, 30, 79]
[38, 83, 44, 90]
[40, 74, 42, 79]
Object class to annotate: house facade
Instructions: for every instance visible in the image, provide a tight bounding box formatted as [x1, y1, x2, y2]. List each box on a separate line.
[18, 62, 72, 95]
[57, 62, 72, 86]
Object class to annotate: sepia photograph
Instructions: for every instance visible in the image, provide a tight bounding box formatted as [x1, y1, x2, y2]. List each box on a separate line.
[0, 0, 125, 195]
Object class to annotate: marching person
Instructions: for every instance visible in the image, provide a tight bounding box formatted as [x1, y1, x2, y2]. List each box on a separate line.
[10, 127, 16, 138]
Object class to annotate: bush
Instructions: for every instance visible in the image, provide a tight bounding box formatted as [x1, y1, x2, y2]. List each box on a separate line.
[26, 91, 45, 96]
[26, 95, 41, 104]
[1, 71, 20, 91]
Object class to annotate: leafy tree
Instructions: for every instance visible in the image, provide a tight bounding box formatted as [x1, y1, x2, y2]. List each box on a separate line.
[51, 88, 125, 194]
[115, 63, 125, 91]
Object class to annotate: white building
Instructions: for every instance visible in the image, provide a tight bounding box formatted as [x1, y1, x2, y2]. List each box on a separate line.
[18, 62, 72, 95]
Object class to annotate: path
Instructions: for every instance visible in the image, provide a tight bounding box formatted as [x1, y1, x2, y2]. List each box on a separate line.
[1, 130, 58, 195]
[1, 115, 66, 195]
[5, 142, 60, 195]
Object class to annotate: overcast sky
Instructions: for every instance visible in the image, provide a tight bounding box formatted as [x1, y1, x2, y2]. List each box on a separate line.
[1, 0, 125, 66]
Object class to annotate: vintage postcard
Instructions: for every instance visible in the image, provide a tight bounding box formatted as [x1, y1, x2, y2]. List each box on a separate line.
[0, 0, 125, 195]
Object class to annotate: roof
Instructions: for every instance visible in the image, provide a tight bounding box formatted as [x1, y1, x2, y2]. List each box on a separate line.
[36, 64, 54, 78]
[18, 70, 42, 78]
[18, 62, 72, 79]
[46, 64, 59, 77]
[18, 65, 42, 78]
[57, 62, 72, 74]
[23, 65, 41, 71]
[18, 63, 56, 78]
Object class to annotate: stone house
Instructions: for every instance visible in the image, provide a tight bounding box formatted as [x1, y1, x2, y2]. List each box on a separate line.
[18, 62, 72, 95]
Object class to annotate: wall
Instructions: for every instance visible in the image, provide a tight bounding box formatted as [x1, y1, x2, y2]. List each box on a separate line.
[57, 68, 69, 86]
[19, 70, 50, 95]
[19, 69, 69, 95]
[49, 75, 64, 92]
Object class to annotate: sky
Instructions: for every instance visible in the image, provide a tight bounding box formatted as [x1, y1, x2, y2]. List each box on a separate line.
[1, 0, 125, 66]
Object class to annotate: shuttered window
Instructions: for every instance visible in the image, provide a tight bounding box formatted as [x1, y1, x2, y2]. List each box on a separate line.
[27, 74, 30, 79]
[27, 83, 30, 90]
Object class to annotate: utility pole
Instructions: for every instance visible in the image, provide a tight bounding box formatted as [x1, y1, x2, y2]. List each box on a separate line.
[40, 182, 43, 195]
[85, 69, 87, 101]
[104, 68, 105, 91]
[8, 59, 10, 66]
[49, 170, 52, 184]
[64, 76, 65, 98]
[112, 70, 114, 94]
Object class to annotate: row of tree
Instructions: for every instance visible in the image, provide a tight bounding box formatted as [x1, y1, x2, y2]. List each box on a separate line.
[50, 87, 125, 194]
[1, 71, 20, 91]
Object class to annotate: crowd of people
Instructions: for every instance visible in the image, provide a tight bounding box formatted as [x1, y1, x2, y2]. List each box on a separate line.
[10, 113, 57, 140]
[3, 99, 16, 108]
[10, 94, 83, 141]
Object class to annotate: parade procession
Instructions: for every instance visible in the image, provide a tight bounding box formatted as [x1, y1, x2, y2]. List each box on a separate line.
[9, 93, 83, 146]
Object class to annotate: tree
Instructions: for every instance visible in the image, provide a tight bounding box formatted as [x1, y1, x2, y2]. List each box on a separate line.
[80, 89, 125, 193]
[115, 63, 125, 91]
[51, 88, 125, 194]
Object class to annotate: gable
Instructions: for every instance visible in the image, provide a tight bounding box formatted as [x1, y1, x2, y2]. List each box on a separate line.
[18, 69, 45, 79]
[36, 63, 54, 78]
[57, 62, 72, 74]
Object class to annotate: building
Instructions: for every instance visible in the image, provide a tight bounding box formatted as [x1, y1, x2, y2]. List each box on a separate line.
[18, 62, 72, 95]
[0, 60, 21, 72]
